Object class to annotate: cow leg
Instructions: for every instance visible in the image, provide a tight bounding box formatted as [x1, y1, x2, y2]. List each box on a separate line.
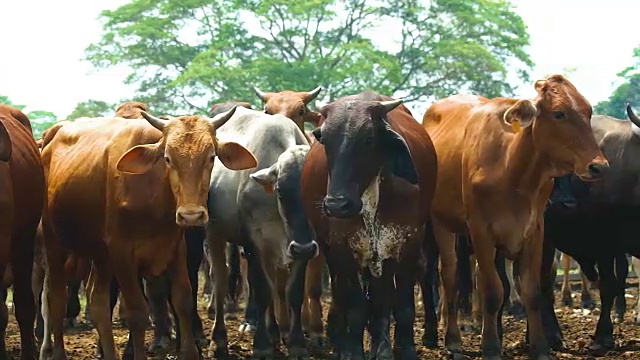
[63, 278, 81, 329]
[285, 259, 309, 358]
[613, 253, 628, 323]
[536, 241, 563, 350]
[324, 258, 348, 358]
[394, 252, 419, 360]
[0, 277, 7, 360]
[206, 233, 230, 358]
[33, 262, 45, 342]
[241, 256, 258, 333]
[632, 257, 640, 323]
[505, 259, 524, 319]
[517, 233, 549, 360]
[145, 276, 172, 352]
[302, 252, 324, 346]
[185, 227, 207, 346]
[471, 259, 482, 329]
[204, 241, 215, 320]
[201, 243, 212, 299]
[11, 229, 38, 360]
[96, 275, 122, 359]
[39, 233, 68, 360]
[368, 264, 394, 360]
[88, 263, 121, 360]
[455, 234, 474, 332]
[591, 257, 616, 351]
[244, 245, 275, 358]
[167, 241, 199, 360]
[225, 243, 241, 318]
[420, 220, 439, 348]
[274, 267, 290, 344]
[579, 269, 596, 310]
[432, 220, 463, 358]
[560, 253, 573, 307]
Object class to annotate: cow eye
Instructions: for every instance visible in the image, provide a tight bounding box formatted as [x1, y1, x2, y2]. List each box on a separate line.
[298, 109, 304, 116]
[553, 111, 567, 120]
[210, 155, 216, 162]
[164, 156, 171, 164]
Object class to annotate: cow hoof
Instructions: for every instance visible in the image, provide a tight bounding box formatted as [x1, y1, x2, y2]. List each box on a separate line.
[288, 345, 309, 359]
[207, 307, 215, 321]
[422, 332, 438, 349]
[309, 333, 324, 347]
[239, 322, 257, 333]
[179, 344, 200, 360]
[195, 337, 210, 347]
[62, 318, 78, 329]
[208, 345, 228, 359]
[561, 294, 573, 307]
[581, 297, 596, 310]
[448, 352, 466, 360]
[225, 313, 238, 320]
[393, 346, 418, 360]
[508, 302, 526, 320]
[51, 347, 68, 360]
[148, 335, 171, 352]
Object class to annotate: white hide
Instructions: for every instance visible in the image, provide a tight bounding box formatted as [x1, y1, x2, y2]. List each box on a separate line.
[348, 174, 412, 277]
[632, 123, 640, 138]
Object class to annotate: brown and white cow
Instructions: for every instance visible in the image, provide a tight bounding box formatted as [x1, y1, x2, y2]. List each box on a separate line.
[422, 74, 608, 359]
[39, 107, 256, 360]
[0, 105, 45, 360]
[301, 90, 437, 359]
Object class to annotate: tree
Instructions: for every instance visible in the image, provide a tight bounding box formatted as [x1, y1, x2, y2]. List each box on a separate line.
[594, 46, 640, 119]
[67, 100, 115, 119]
[0, 95, 58, 138]
[86, 0, 533, 114]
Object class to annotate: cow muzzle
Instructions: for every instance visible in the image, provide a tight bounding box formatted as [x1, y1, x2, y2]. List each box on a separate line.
[286, 240, 320, 261]
[577, 158, 609, 181]
[322, 195, 363, 219]
[176, 205, 209, 227]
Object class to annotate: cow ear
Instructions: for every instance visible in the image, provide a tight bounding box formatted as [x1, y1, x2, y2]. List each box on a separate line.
[383, 127, 418, 185]
[249, 164, 278, 193]
[0, 121, 12, 162]
[117, 142, 163, 174]
[503, 100, 538, 132]
[217, 141, 258, 170]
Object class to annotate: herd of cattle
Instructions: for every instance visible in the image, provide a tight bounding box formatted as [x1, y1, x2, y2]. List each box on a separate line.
[2, 74, 640, 360]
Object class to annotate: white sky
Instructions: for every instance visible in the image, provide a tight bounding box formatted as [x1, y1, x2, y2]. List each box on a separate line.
[0, 0, 638, 118]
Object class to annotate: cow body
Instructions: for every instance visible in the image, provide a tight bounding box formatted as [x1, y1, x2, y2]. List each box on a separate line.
[0, 105, 45, 360]
[301, 91, 437, 359]
[39, 108, 256, 360]
[422, 75, 608, 359]
[205, 107, 311, 358]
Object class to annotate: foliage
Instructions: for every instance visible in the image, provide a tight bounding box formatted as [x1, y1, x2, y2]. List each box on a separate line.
[594, 46, 640, 119]
[0, 95, 58, 138]
[67, 100, 115, 119]
[86, 0, 533, 114]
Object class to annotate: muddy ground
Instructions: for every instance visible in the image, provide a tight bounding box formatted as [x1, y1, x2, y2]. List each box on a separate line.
[6, 279, 640, 359]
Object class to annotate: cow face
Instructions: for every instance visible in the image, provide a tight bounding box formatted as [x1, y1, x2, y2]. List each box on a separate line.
[508, 74, 608, 181]
[313, 99, 418, 219]
[250, 145, 319, 261]
[116, 107, 258, 227]
[115, 101, 148, 119]
[254, 86, 323, 128]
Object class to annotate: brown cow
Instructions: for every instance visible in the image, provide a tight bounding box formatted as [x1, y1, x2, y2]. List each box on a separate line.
[301, 91, 437, 359]
[422, 74, 609, 359]
[251, 87, 326, 341]
[39, 107, 256, 360]
[0, 105, 45, 360]
[115, 101, 148, 119]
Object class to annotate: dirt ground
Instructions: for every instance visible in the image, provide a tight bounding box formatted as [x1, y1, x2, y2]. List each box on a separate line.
[6, 279, 640, 359]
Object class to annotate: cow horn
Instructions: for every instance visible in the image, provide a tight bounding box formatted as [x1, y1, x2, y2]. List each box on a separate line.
[141, 111, 169, 131]
[303, 86, 323, 104]
[209, 105, 238, 130]
[626, 103, 640, 128]
[378, 99, 404, 113]
[253, 86, 269, 102]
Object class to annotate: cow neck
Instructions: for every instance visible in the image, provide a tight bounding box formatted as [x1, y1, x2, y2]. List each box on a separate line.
[503, 127, 554, 194]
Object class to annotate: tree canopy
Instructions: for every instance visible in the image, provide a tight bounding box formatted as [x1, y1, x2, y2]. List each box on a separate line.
[0, 95, 57, 138]
[66, 100, 115, 119]
[86, 0, 534, 114]
[594, 46, 640, 119]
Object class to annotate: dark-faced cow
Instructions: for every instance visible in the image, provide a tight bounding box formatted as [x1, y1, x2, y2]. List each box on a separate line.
[0, 105, 45, 360]
[39, 107, 256, 360]
[205, 106, 315, 359]
[301, 91, 437, 359]
[422, 74, 608, 359]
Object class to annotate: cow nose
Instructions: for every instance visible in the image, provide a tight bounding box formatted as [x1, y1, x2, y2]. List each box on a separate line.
[323, 195, 362, 219]
[587, 161, 609, 179]
[176, 206, 208, 226]
[286, 240, 320, 261]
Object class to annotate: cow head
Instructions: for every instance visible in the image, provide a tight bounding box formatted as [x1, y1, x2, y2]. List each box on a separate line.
[506, 74, 608, 181]
[0, 121, 12, 162]
[254, 86, 323, 129]
[312, 99, 417, 219]
[115, 101, 149, 119]
[626, 103, 640, 137]
[116, 106, 258, 227]
[250, 145, 319, 261]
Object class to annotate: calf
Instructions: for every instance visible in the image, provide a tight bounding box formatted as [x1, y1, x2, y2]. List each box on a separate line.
[0, 105, 45, 360]
[422, 74, 608, 359]
[39, 106, 256, 360]
[302, 91, 437, 359]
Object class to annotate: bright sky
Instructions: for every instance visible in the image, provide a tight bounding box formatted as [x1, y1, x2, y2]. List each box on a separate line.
[0, 0, 638, 118]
